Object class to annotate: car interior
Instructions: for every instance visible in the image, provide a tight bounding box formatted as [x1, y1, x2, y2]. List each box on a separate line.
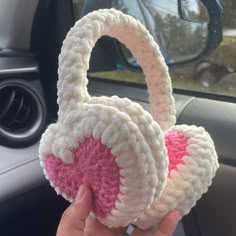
[0, 0, 236, 235]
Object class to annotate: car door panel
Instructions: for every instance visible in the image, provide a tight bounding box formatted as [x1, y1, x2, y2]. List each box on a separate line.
[1, 76, 236, 236]
[193, 164, 236, 236]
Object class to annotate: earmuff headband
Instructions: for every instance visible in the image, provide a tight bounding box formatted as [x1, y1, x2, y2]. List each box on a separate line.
[57, 9, 176, 131]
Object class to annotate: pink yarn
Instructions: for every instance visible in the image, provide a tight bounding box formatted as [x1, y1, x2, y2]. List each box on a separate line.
[45, 137, 121, 217]
[165, 130, 189, 176]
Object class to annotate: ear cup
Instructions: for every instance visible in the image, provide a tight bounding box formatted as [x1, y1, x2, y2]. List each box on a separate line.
[90, 95, 169, 196]
[134, 125, 219, 229]
[39, 103, 167, 227]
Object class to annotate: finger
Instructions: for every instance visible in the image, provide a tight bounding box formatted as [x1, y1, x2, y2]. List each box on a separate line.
[85, 217, 127, 236]
[155, 210, 180, 236]
[131, 225, 153, 236]
[56, 185, 93, 236]
[132, 228, 152, 236]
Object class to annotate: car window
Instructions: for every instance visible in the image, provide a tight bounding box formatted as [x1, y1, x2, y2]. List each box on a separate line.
[73, 0, 236, 98]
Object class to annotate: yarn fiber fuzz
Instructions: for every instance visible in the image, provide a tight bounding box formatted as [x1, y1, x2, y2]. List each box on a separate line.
[39, 9, 219, 229]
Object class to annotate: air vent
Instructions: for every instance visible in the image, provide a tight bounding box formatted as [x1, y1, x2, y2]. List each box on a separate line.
[0, 80, 47, 148]
[0, 86, 34, 131]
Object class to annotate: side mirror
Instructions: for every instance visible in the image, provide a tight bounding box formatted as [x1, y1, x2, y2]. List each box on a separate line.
[179, 0, 210, 23]
[82, 0, 222, 68]
[116, 0, 222, 67]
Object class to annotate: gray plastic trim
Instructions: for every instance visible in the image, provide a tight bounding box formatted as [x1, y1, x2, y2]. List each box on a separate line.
[0, 56, 38, 75]
[0, 0, 39, 49]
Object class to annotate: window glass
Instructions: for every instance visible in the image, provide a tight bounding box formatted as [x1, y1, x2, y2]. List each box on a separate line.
[73, 0, 236, 98]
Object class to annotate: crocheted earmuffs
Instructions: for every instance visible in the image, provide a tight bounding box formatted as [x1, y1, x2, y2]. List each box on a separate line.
[39, 9, 219, 230]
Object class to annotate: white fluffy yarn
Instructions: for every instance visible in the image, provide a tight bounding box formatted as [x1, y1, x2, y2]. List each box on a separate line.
[39, 9, 219, 229]
[135, 125, 219, 229]
[57, 8, 176, 131]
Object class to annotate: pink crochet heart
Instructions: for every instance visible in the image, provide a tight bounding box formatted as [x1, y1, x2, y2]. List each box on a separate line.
[45, 130, 189, 218]
[134, 125, 218, 230]
[44, 137, 121, 217]
[164, 130, 189, 177]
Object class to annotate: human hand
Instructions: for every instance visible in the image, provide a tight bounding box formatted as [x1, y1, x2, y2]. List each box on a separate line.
[56, 185, 180, 236]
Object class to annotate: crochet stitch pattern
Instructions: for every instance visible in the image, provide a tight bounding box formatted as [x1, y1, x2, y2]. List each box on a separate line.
[39, 9, 219, 229]
[45, 137, 120, 217]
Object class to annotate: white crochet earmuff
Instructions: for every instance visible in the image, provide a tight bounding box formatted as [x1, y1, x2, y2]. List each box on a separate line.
[39, 9, 219, 230]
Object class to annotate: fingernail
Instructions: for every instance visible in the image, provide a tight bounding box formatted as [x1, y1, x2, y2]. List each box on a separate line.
[75, 185, 86, 202]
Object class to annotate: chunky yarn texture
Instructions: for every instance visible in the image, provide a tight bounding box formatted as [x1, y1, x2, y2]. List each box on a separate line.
[39, 9, 219, 229]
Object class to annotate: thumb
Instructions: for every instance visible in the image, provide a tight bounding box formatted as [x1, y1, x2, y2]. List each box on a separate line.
[154, 210, 180, 236]
[57, 185, 93, 236]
